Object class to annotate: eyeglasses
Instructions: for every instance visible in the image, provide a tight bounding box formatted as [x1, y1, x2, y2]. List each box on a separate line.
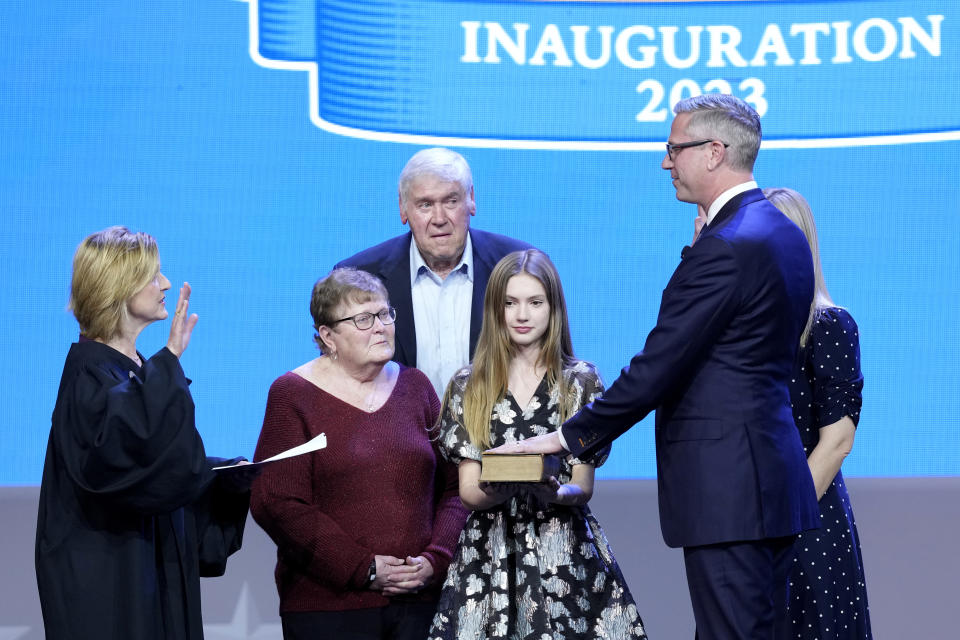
[331, 307, 397, 330]
[665, 139, 729, 160]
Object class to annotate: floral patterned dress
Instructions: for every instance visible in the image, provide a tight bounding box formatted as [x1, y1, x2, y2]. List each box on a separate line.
[428, 361, 647, 640]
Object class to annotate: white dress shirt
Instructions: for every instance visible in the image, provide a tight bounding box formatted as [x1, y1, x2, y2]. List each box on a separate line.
[410, 234, 474, 398]
[705, 180, 759, 225]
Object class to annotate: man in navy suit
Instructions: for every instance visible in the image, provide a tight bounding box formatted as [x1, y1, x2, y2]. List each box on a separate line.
[336, 147, 530, 396]
[495, 95, 819, 639]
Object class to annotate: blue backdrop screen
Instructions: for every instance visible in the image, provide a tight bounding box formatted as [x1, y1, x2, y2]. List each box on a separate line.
[2, 0, 958, 484]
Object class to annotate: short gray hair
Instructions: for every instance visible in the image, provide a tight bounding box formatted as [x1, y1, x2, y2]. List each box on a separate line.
[310, 268, 389, 350]
[674, 95, 761, 172]
[398, 147, 474, 204]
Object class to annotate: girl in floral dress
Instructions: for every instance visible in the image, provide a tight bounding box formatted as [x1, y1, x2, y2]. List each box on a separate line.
[428, 249, 647, 640]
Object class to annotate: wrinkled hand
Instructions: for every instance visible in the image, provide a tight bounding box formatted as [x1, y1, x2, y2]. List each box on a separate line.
[486, 431, 564, 455]
[369, 555, 404, 592]
[380, 556, 435, 596]
[167, 282, 199, 358]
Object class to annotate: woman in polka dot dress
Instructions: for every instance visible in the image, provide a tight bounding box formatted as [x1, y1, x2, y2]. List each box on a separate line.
[765, 188, 872, 640]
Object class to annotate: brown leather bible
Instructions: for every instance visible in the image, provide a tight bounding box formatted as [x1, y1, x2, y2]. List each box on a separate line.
[479, 452, 561, 483]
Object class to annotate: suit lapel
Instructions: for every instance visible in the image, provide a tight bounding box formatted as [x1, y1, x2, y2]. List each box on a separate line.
[685, 190, 764, 258]
[377, 235, 417, 367]
[382, 229, 496, 365]
[704, 188, 765, 235]
[468, 230, 492, 356]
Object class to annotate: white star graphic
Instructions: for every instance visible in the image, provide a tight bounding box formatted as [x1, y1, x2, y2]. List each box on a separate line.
[203, 582, 282, 640]
[0, 626, 30, 640]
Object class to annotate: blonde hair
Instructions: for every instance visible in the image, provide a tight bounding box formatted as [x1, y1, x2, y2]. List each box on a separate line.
[763, 187, 836, 346]
[451, 249, 584, 449]
[69, 226, 160, 341]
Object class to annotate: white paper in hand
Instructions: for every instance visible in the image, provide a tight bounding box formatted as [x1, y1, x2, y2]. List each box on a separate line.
[213, 433, 327, 471]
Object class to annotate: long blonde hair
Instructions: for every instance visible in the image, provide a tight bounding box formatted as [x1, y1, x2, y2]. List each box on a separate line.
[452, 249, 581, 449]
[763, 187, 836, 346]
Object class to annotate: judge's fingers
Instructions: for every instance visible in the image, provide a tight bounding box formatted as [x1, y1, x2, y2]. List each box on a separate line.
[171, 284, 191, 330]
[180, 313, 199, 348]
[168, 283, 198, 358]
[178, 282, 192, 307]
[167, 313, 198, 358]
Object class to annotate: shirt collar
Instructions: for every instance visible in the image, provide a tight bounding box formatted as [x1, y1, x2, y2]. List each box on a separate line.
[409, 232, 474, 285]
[706, 180, 758, 225]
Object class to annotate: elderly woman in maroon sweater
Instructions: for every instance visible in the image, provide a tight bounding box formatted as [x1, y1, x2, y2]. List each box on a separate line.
[251, 268, 468, 640]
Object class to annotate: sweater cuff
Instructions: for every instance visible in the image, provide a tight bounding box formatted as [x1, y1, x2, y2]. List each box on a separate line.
[421, 549, 449, 585]
[147, 347, 188, 385]
[350, 554, 376, 589]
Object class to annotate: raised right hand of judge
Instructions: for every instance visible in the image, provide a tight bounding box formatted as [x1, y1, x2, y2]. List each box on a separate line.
[167, 282, 199, 358]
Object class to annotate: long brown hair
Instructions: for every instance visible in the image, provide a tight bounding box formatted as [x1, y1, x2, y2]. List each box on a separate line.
[455, 249, 580, 448]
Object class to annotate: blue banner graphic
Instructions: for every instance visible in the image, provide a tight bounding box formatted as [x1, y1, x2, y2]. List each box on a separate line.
[2, 0, 959, 485]
[245, 0, 957, 148]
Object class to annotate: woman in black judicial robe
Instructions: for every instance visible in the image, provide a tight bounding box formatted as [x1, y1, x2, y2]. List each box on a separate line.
[35, 226, 253, 640]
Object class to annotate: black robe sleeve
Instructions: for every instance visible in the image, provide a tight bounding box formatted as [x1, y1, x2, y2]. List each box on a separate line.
[37, 342, 250, 640]
[193, 457, 251, 577]
[53, 346, 215, 513]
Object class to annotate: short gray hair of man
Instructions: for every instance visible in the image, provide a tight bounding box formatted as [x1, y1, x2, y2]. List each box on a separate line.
[673, 95, 761, 173]
[398, 147, 474, 205]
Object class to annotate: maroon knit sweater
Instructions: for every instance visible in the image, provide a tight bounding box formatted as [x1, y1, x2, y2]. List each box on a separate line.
[250, 366, 468, 613]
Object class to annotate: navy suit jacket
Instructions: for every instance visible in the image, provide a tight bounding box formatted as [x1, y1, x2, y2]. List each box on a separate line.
[335, 228, 531, 368]
[563, 189, 820, 548]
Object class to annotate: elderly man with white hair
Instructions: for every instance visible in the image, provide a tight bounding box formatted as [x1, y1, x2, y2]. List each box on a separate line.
[337, 147, 532, 397]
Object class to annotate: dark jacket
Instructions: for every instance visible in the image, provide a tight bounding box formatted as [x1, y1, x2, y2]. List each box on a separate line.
[336, 228, 532, 367]
[36, 341, 249, 639]
[562, 189, 820, 548]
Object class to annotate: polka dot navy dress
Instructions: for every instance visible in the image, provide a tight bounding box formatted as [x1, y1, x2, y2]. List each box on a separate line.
[786, 307, 872, 639]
